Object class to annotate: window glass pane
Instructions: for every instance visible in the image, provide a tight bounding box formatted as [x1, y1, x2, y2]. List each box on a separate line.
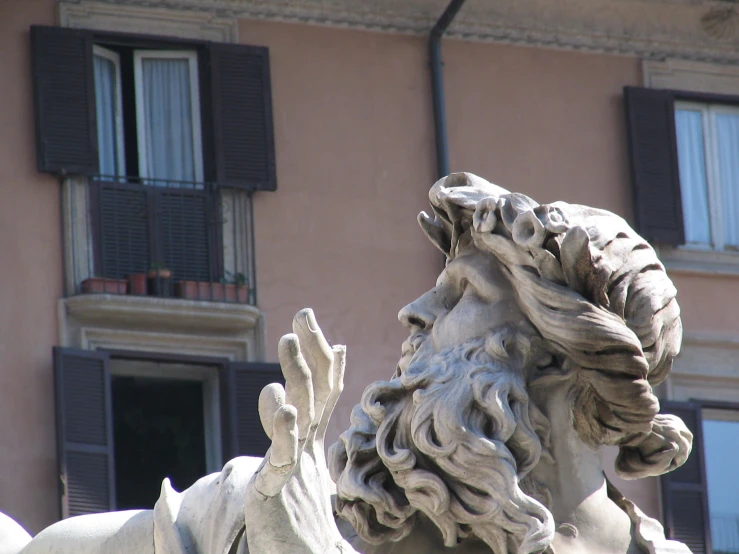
[703, 412, 739, 554]
[141, 58, 196, 184]
[93, 54, 121, 178]
[715, 111, 739, 247]
[675, 108, 712, 245]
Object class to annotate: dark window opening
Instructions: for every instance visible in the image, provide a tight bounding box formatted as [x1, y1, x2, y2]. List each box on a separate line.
[112, 375, 206, 510]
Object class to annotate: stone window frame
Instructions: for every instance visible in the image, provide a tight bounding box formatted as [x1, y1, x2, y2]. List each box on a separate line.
[644, 59, 739, 276]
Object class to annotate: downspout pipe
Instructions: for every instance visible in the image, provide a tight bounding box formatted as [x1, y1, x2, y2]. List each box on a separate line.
[429, 0, 467, 180]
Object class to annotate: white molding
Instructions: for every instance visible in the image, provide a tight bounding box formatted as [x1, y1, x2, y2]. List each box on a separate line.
[63, 294, 262, 332]
[59, 295, 264, 361]
[668, 332, 739, 403]
[657, 245, 739, 277]
[59, 1, 239, 43]
[644, 59, 739, 95]
[60, 0, 739, 64]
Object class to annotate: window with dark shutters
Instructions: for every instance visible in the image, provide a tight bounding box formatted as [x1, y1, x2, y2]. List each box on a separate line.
[220, 362, 285, 459]
[30, 25, 277, 191]
[31, 25, 276, 297]
[53, 348, 116, 518]
[623, 86, 685, 245]
[660, 401, 711, 554]
[31, 26, 98, 175]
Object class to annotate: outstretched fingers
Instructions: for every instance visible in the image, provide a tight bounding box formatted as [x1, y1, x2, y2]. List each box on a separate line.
[254, 404, 299, 497]
[278, 333, 315, 440]
[258, 383, 285, 440]
[316, 345, 345, 441]
[293, 309, 334, 424]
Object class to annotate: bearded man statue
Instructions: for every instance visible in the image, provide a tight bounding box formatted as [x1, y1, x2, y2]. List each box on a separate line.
[0, 173, 693, 554]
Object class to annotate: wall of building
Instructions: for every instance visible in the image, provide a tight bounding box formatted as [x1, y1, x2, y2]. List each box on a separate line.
[0, 5, 692, 533]
[241, 20, 660, 517]
[0, 0, 63, 534]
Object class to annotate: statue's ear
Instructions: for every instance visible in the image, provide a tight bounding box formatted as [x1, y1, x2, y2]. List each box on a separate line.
[418, 211, 451, 257]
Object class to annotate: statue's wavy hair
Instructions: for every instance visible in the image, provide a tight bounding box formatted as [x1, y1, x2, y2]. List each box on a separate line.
[417, 173, 692, 479]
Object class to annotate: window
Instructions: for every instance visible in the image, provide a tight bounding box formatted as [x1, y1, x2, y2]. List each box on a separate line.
[702, 409, 739, 554]
[93, 45, 204, 184]
[624, 86, 739, 251]
[53, 347, 283, 517]
[660, 402, 739, 554]
[92, 46, 125, 178]
[675, 103, 739, 250]
[31, 26, 276, 299]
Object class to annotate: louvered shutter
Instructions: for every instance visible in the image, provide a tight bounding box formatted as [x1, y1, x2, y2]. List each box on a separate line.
[156, 189, 214, 282]
[96, 182, 151, 279]
[220, 362, 284, 459]
[623, 86, 685, 245]
[660, 401, 711, 554]
[31, 26, 98, 176]
[209, 43, 276, 191]
[53, 348, 116, 518]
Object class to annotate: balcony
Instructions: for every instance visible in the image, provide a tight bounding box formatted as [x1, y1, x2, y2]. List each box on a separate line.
[63, 176, 256, 305]
[59, 176, 264, 361]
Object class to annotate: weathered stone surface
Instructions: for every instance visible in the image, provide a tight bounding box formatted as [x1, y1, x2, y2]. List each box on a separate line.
[0, 173, 693, 554]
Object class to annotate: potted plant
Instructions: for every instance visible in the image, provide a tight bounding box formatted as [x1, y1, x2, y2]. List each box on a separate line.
[174, 272, 249, 303]
[147, 263, 173, 297]
[175, 280, 215, 301]
[81, 276, 128, 294]
[126, 273, 147, 295]
[223, 272, 249, 303]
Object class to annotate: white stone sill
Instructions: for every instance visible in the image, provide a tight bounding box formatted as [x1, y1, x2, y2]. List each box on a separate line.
[656, 246, 739, 277]
[62, 293, 262, 333]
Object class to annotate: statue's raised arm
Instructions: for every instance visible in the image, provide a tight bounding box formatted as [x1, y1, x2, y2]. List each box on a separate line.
[241, 308, 356, 554]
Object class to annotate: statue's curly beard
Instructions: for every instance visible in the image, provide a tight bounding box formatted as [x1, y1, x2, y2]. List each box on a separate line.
[328, 333, 556, 554]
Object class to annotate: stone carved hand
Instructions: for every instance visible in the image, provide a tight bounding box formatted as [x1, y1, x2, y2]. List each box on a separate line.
[243, 309, 356, 554]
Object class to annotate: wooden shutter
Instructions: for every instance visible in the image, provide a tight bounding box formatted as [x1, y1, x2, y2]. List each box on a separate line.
[95, 182, 151, 279]
[31, 26, 98, 176]
[660, 401, 711, 554]
[623, 86, 685, 245]
[53, 348, 116, 518]
[220, 362, 284, 459]
[209, 43, 276, 191]
[156, 188, 214, 282]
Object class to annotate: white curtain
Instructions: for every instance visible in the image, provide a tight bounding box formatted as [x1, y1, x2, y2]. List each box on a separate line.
[675, 109, 712, 245]
[94, 55, 120, 178]
[141, 58, 196, 185]
[716, 112, 739, 247]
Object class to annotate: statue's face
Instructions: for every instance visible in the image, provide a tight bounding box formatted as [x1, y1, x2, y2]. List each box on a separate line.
[397, 247, 524, 374]
[331, 245, 553, 552]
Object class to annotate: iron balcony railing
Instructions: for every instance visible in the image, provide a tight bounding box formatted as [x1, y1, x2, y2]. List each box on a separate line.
[68, 176, 256, 305]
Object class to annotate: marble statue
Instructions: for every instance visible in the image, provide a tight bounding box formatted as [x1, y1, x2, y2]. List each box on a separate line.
[0, 173, 694, 554]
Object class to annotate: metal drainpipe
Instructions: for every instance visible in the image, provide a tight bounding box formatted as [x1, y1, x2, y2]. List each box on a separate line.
[429, 0, 467, 180]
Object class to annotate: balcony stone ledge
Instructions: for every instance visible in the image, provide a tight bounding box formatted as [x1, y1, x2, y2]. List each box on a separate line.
[58, 294, 265, 361]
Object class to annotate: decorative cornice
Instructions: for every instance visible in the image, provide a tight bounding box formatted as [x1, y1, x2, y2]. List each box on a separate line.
[59, 0, 239, 42]
[61, 0, 739, 64]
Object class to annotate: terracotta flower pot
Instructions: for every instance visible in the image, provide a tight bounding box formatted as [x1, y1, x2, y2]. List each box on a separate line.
[81, 277, 128, 294]
[175, 281, 249, 303]
[126, 273, 147, 295]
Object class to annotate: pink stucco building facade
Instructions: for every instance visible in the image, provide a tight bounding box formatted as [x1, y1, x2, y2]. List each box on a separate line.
[1, 1, 738, 552]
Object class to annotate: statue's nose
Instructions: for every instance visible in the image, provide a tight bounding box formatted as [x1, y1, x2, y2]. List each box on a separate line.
[398, 299, 435, 331]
